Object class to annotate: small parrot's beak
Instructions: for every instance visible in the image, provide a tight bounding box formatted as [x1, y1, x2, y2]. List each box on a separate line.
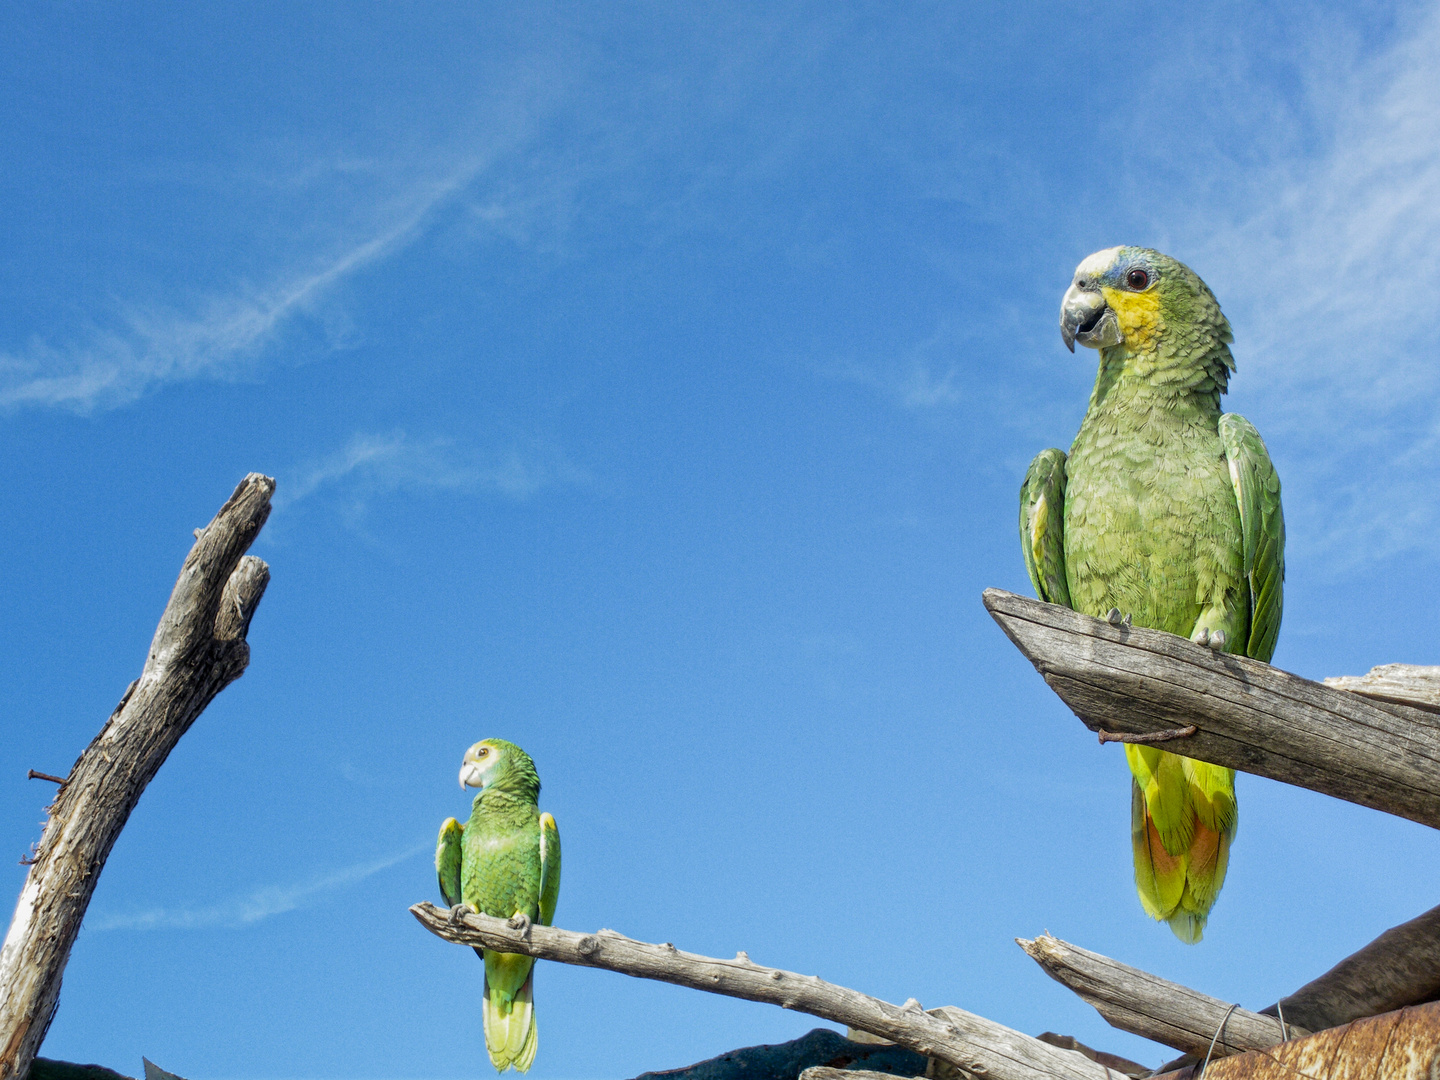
[1060, 283, 1122, 352]
[459, 758, 482, 790]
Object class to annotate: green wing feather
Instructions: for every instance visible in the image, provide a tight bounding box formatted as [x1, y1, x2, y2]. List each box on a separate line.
[436, 817, 464, 909]
[1019, 448, 1071, 607]
[538, 812, 561, 927]
[1218, 414, 1284, 662]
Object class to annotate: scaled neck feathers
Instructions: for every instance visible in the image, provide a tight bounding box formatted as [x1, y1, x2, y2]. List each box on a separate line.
[1087, 329, 1234, 422]
[475, 765, 541, 810]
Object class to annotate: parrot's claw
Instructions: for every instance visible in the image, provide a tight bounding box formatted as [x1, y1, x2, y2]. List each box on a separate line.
[1122, 613, 1132, 628]
[447, 903, 474, 925]
[1195, 627, 1210, 646]
[507, 912, 533, 935]
[1208, 629, 1227, 652]
[1106, 608, 1123, 625]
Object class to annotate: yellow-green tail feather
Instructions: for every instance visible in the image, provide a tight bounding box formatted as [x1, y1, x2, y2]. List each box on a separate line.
[483, 954, 538, 1073]
[1128, 751, 1236, 943]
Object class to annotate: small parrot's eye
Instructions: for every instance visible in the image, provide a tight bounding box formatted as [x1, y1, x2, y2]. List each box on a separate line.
[1126, 268, 1150, 290]
[478, 748, 489, 757]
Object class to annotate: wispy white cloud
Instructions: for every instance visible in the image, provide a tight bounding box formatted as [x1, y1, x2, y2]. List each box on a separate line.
[1178, 5, 1440, 566]
[86, 842, 428, 931]
[0, 159, 499, 414]
[273, 430, 590, 517]
[829, 321, 969, 411]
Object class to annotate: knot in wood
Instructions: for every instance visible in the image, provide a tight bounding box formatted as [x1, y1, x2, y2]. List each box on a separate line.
[577, 936, 600, 957]
[770, 970, 783, 980]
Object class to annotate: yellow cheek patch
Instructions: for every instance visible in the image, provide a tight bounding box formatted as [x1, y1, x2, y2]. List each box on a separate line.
[1101, 286, 1163, 351]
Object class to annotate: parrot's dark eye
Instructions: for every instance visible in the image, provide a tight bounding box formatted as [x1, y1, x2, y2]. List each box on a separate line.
[1126, 268, 1150, 290]
[479, 748, 489, 757]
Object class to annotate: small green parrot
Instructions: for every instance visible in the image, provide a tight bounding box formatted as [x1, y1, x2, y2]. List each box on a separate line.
[437, 738, 561, 1072]
[1020, 247, 1283, 943]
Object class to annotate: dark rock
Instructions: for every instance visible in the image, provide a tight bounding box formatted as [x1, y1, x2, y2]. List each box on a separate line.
[631, 1028, 927, 1080]
[27, 1060, 135, 1080]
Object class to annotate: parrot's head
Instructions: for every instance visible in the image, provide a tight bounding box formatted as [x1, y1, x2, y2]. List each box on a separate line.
[459, 738, 540, 799]
[1059, 246, 1233, 365]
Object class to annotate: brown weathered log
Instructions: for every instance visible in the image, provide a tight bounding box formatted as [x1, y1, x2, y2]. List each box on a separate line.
[1261, 900, 1440, 1034]
[410, 903, 1127, 1080]
[983, 588, 1440, 829]
[0, 475, 275, 1080]
[1325, 664, 1440, 714]
[1017, 935, 1292, 1060]
[1151, 999, 1440, 1079]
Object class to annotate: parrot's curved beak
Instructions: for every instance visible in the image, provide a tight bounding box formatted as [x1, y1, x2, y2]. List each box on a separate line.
[1060, 283, 1122, 352]
[459, 759, 483, 790]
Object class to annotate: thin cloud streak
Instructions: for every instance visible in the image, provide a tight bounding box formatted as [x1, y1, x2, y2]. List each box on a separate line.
[0, 162, 489, 414]
[86, 842, 428, 931]
[274, 430, 591, 515]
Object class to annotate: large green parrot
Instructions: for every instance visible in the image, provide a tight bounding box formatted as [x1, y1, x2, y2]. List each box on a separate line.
[1020, 246, 1283, 943]
[437, 738, 561, 1072]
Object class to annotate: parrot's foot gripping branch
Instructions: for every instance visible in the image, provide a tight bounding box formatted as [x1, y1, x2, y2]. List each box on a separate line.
[1104, 608, 1133, 629]
[1096, 725, 1199, 746]
[447, 903, 475, 925]
[507, 912, 533, 935]
[1195, 628, 1228, 652]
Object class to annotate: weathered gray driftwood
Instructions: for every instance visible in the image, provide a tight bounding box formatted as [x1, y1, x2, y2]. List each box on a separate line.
[1263, 901, 1440, 1034]
[410, 903, 1126, 1080]
[983, 589, 1440, 829]
[1325, 664, 1440, 714]
[1017, 935, 1291, 1059]
[799, 1071, 913, 1080]
[0, 475, 274, 1080]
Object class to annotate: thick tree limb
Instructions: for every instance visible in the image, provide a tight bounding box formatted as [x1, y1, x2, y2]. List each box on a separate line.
[1324, 664, 1440, 714]
[983, 589, 1440, 829]
[1261, 900, 1440, 1034]
[1017, 936, 1291, 1060]
[410, 903, 1127, 1080]
[0, 475, 274, 1080]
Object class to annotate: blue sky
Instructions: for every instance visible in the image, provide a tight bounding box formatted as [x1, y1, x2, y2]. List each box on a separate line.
[2, 3, 1439, 1078]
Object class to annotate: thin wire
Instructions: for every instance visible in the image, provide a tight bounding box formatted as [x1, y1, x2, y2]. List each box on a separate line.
[1276, 1000, 1289, 1042]
[1198, 1003, 1239, 1078]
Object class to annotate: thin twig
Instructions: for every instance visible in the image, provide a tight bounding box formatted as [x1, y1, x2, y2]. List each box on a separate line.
[1097, 725, 1198, 745]
[26, 771, 67, 786]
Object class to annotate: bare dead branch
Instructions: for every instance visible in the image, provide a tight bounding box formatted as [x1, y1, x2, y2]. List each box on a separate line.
[410, 903, 1126, 1080]
[0, 475, 274, 1080]
[1017, 935, 1291, 1060]
[983, 589, 1440, 829]
[1263, 901, 1440, 1034]
[1324, 664, 1440, 714]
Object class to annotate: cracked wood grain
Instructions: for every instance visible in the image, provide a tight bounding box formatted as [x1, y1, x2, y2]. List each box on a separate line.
[0, 475, 274, 1080]
[983, 589, 1440, 829]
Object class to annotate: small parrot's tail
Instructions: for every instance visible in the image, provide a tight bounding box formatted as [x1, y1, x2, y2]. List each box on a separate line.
[1128, 749, 1237, 944]
[483, 955, 539, 1073]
